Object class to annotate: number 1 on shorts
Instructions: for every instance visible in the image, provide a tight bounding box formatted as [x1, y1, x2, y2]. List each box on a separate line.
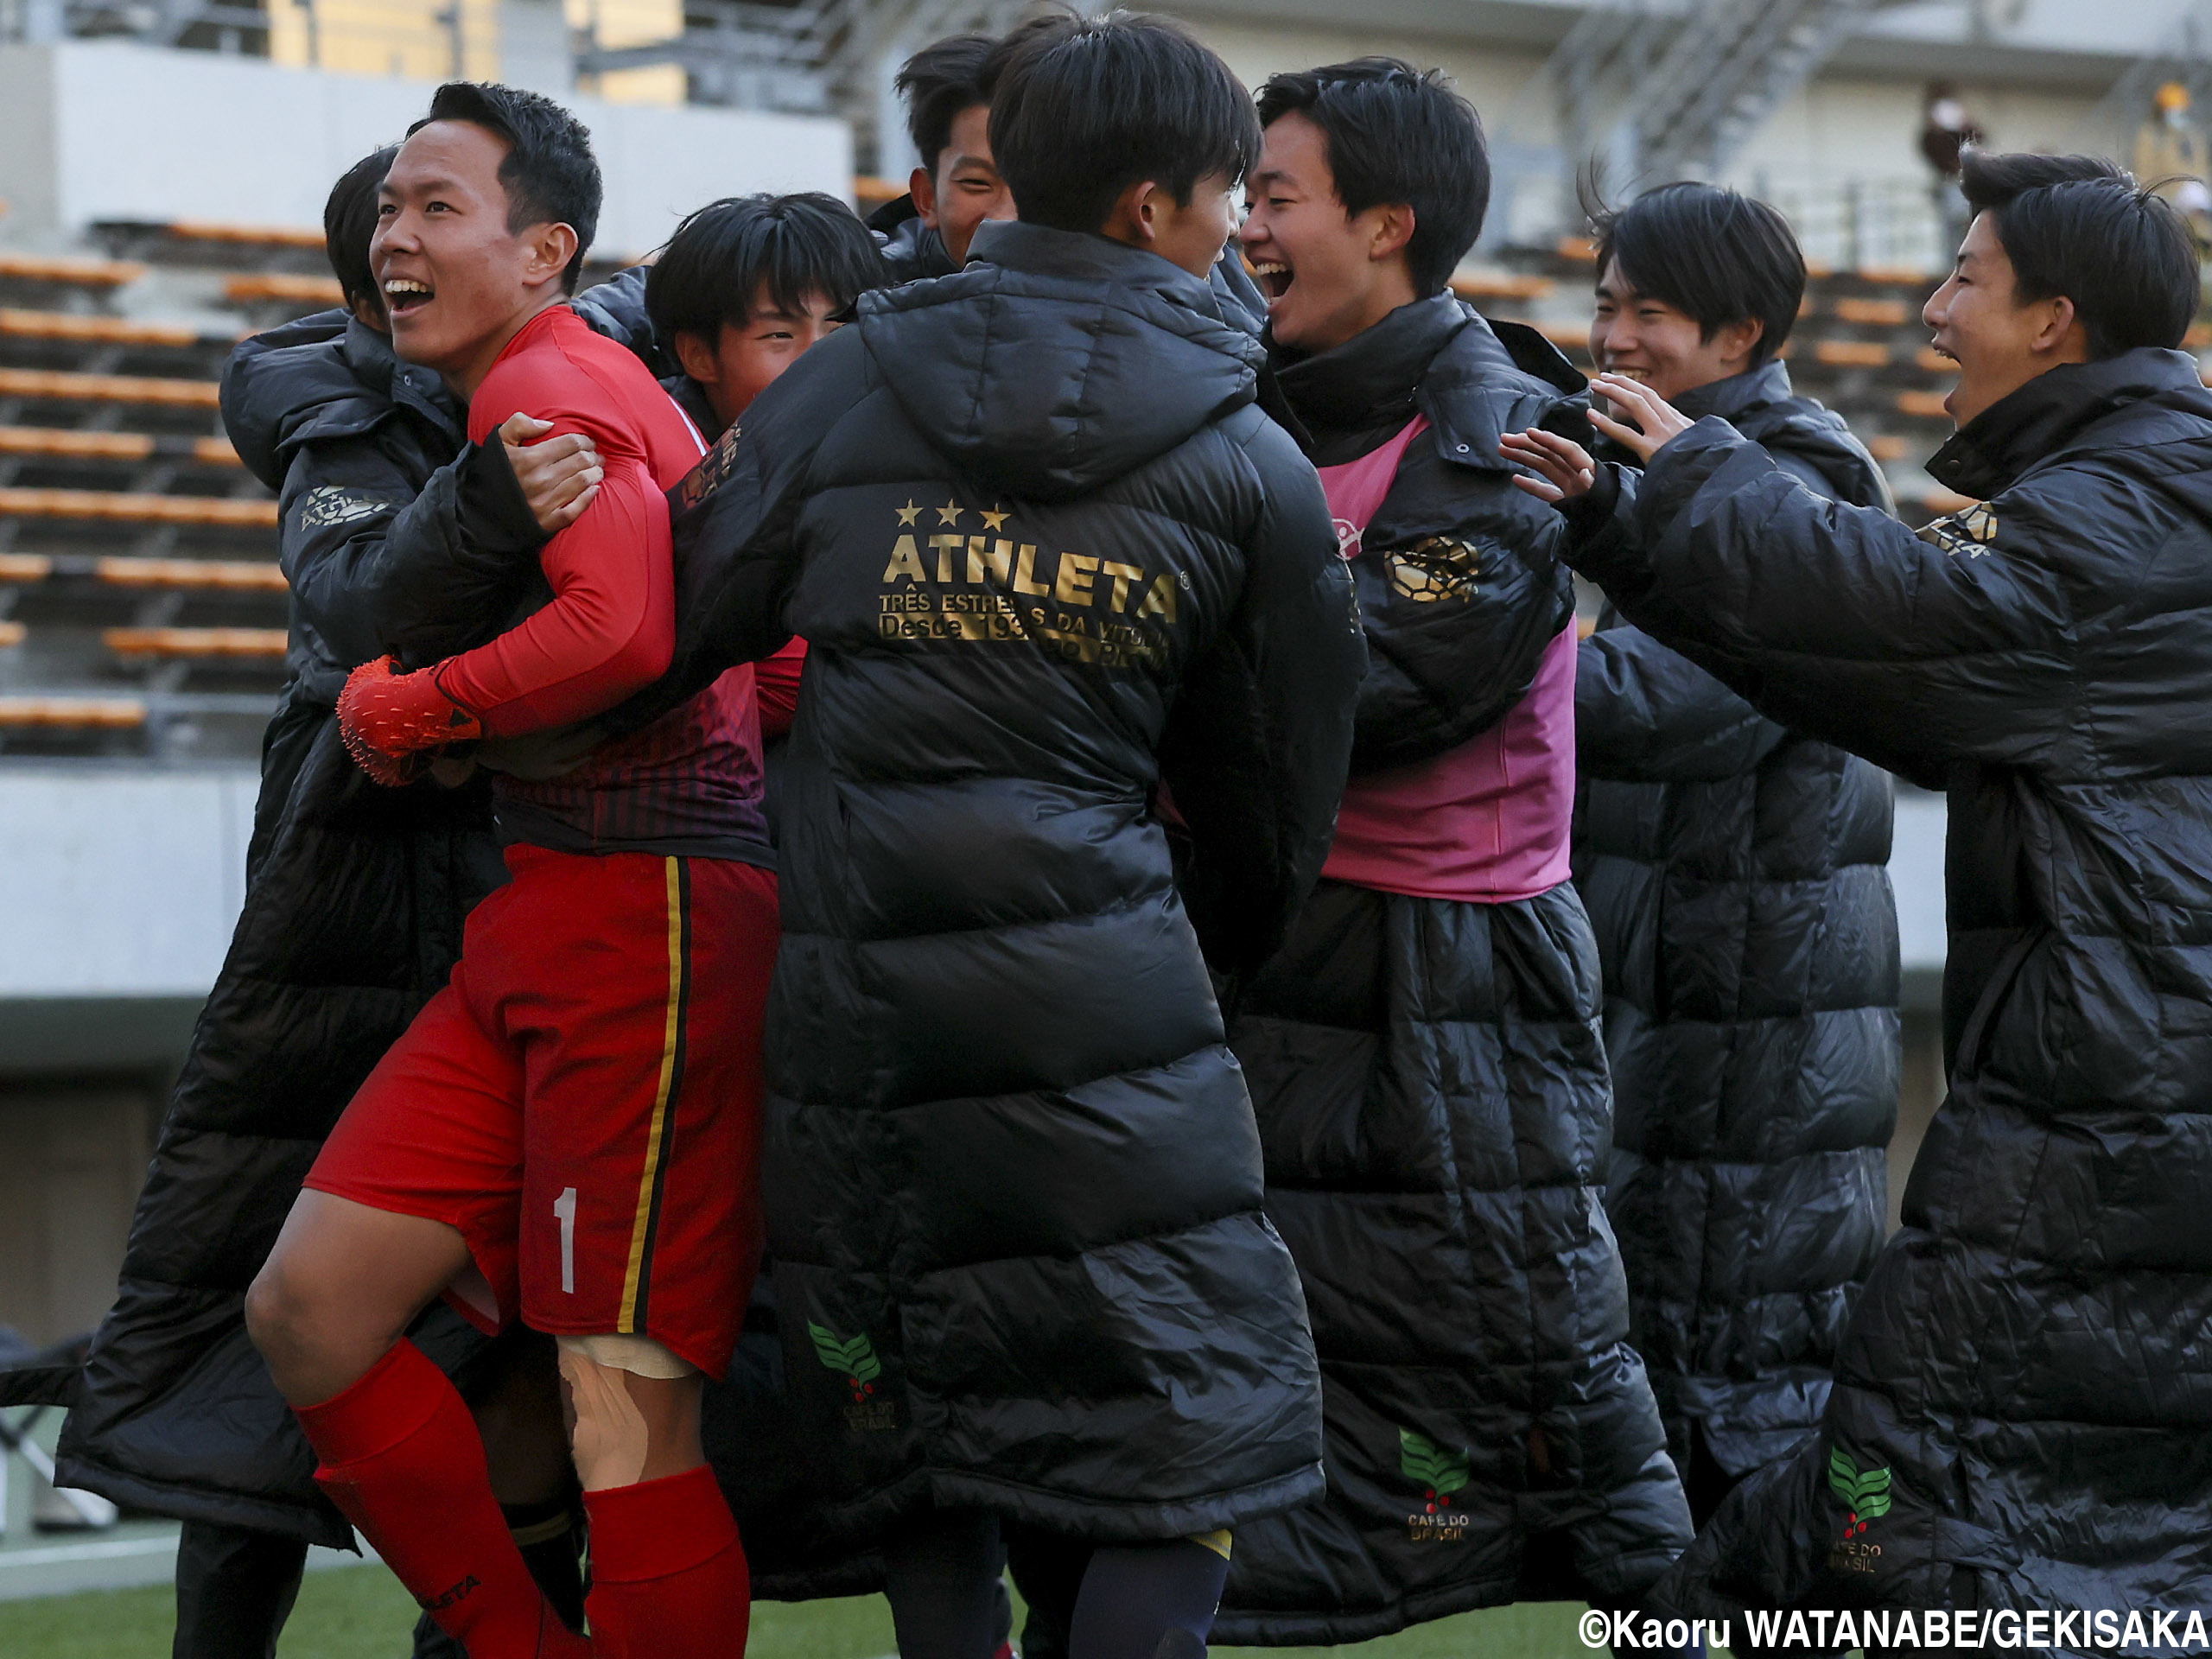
[555, 1185, 578, 1294]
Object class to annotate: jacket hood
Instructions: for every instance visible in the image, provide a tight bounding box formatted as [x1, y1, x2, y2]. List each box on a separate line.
[1930, 346, 2212, 499]
[220, 311, 459, 490]
[857, 219, 1262, 501]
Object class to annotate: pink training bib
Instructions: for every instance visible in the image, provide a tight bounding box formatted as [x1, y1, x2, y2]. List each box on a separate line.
[1319, 418, 1576, 904]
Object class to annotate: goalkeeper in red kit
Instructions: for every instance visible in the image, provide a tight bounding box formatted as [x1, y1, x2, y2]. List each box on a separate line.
[245, 81, 777, 1659]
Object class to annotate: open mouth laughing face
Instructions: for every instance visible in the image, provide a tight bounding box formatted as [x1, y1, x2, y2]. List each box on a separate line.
[1919, 210, 2053, 429]
[369, 118, 572, 395]
[382, 275, 434, 319]
[1239, 111, 1415, 355]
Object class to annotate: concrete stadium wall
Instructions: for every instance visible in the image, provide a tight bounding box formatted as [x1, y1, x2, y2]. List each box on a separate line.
[0, 41, 854, 257]
[0, 766, 257, 1344]
[0, 766, 256, 1001]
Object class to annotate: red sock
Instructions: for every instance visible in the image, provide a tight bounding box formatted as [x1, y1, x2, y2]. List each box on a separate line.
[582, 1465, 751, 1659]
[296, 1339, 586, 1659]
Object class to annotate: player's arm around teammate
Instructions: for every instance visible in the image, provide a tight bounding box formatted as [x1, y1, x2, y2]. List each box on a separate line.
[248, 83, 777, 1659]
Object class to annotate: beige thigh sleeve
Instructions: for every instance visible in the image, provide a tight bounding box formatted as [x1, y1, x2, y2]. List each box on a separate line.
[556, 1332, 697, 1380]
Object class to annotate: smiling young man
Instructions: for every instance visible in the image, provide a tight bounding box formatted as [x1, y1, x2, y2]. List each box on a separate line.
[1211, 57, 1693, 1651]
[57, 141, 598, 1659]
[1563, 184, 1902, 1534]
[645, 194, 887, 439]
[607, 15, 1363, 1659]
[1503, 153, 2212, 1632]
[872, 33, 1014, 281]
[244, 81, 782, 1659]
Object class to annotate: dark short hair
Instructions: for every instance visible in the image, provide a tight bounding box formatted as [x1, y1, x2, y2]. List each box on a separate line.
[984, 11, 1259, 238]
[1959, 150, 2198, 358]
[1589, 181, 1804, 362]
[1255, 58, 1487, 296]
[645, 193, 888, 342]
[897, 33, 996, 176]
[326, 143, 397, 321]
[413, 80, 601, 292]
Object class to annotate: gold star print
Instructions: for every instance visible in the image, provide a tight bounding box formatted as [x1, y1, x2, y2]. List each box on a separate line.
[979, 506, 1009, 532]
[936, 500, 964, 525]
[894, 499, 921, 525]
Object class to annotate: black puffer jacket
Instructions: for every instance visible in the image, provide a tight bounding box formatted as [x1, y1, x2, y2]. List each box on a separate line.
[54, 314, 542, 1542]
[1211, 296, 1692, 1647]
[1572, 347, 2212, 1643]
[640, 219, 1363, 1547]
[869, 196, 957, 286]
[1572, 360, 1901, 1522]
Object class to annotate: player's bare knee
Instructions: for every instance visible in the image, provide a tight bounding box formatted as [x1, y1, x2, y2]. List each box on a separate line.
[244, 1254, 321, 1376]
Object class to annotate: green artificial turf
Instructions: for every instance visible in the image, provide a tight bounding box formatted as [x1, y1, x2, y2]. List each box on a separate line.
[0, 1563, 1681, 1656]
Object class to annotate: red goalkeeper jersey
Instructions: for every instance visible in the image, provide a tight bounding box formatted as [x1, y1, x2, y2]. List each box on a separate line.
[448, 305, 771, 863]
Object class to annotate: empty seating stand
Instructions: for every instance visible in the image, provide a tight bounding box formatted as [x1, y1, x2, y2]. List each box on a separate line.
[0, 251, 145, 314]
[220, 272, 345, 327]
[0, 366, 220, 415]
[0, 224, 310, 754]
[0, 308, 238, 379]
[95, 219, 330, 276]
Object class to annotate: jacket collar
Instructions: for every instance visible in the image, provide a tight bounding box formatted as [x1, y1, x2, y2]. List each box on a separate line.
[342, 315, 460, 439]
[965, 219, 1231, 314]
[1671, 357, 1794, 423]
[1268, 292, 1467, 437]
[873, 195, 958, 283]
[1929, 347, 2209, 498]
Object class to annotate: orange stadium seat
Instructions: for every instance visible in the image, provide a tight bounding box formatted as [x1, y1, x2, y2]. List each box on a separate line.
[97, 556, 287, 592]
[1833, 297, 1912, 327]
[105, 625, 289, 659]
[1814, 340, 1893, 368]
[0, 695, 147, 728]
[1867, 435, 1911, 463]
[0, 366, 219, 409]
[167, 220, 327, 251]
[1554, 236, 1597, 264]
[1897, 391, 1951, 420]
[1923, 488, 1976, 516]
[0, 487, 276, 528]
[222, 274, 344, 307]
[0, 251, 144, 289]
[0, 427, 241, 467]
[0, 308, 213, 347]
[1915, 346, 1950, 373]
[853, 175, 906, 209]
[0, 620, 22, 648]
[1452, 271, 1557, 303]
[0, 552, 54, 582]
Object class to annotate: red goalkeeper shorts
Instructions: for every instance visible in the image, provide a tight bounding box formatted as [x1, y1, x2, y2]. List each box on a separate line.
[308, 844, 778, 1377]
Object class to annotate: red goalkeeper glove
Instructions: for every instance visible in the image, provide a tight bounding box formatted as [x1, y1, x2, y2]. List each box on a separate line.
[338, 655, 483, 786]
